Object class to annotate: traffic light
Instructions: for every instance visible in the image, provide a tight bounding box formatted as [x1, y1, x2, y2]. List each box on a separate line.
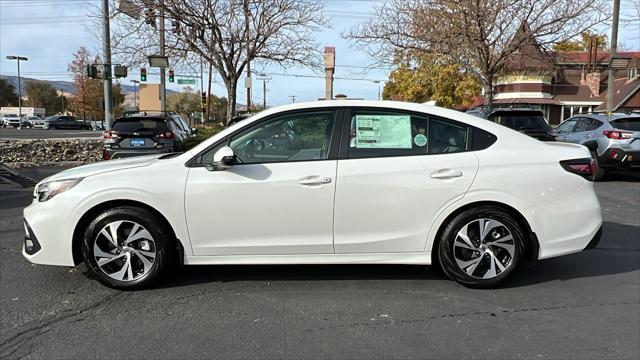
[86, 64, 98, 79]
[202, 92, 207, 105]
[140, 68, 147, 82]
[168, 69, 174, 83]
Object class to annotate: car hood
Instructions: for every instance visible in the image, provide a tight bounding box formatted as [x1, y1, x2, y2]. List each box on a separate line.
[42, 154, 165, 183]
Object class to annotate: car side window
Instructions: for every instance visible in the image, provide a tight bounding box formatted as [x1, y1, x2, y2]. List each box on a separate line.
[225, 111, 335, 164]
[556, 120, 576, 134]
[589, 119, 603, 130]
[573, 118, 592, 133]
[347, 111, 468, 158]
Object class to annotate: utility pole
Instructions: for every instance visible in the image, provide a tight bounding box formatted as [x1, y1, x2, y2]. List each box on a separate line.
[200, 55, 204, 122]
[206, 61, 213, 123]
[243, 0, 252, 111]
[289, 95, 297, 103]
[159, 5, 167, 112]
[607, 0, 620, 114]
[257, 73, 271, 109]
[101, 0, 114, 130]
[6, 56, 27, 130]
[60, 89, 65, 114]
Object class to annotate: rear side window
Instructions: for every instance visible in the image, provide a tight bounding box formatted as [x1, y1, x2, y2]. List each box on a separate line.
[611, 117, 640, 131]
[489, 111, 549, 130]
[113, 118, 168, 133]
[347, 110, 469, 158]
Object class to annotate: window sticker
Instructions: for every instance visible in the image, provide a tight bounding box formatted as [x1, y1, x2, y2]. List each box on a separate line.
[414, 133, 428, 147]
[354, 115, 412, 149]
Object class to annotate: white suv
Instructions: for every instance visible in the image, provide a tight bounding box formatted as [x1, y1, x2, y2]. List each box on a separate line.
[1, 113, 21, 127]
[22, 101, 602, 290]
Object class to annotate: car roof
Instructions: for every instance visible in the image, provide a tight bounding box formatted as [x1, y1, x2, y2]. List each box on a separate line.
[567, 113, 639, 122]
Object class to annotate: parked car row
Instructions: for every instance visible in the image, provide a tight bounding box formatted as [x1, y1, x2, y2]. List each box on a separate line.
[466, 106, 639, 179]
[0, 114, 102, 130]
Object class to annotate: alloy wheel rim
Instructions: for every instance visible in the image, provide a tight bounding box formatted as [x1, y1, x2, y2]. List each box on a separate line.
[93, 220, 156, 282]
[453, 218, 515, 279]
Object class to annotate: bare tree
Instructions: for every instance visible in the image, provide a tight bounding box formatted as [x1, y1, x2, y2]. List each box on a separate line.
[346, 0, 610, 104]
[109, 0, 325, 123]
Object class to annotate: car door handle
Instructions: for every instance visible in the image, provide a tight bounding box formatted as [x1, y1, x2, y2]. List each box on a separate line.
[431, 169, 463, 179]
[299, 176, 332, 186]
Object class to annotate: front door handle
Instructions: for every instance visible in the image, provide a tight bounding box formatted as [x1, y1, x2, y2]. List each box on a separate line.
[431, 169, 463, 179]
[299, 176, 332, 186]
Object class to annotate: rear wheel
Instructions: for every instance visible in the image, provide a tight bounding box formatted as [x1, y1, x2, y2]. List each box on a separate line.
[81, 206, 172, 290]
[438, 205, 526, 289]
[590, 151, 605, 181]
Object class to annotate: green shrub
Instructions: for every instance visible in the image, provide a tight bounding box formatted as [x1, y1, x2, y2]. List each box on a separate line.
[184, 124, 225, 151]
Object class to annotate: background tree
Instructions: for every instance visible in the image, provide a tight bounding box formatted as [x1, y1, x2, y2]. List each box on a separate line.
[383, 53, 480, 108]
[68, 47, 103, 120]
[347, 0, 610, 105]
[0, 78, 19, 107]
[25, 82, 62, 115]
[109, 0, 326, 124]
[167, 87, 201, 125]
[553, 31, 608, 51]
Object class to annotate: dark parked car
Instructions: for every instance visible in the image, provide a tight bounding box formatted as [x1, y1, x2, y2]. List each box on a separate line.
[467, 107, 554, 141]
[43, 115, 92, 130]
[103, 112, 196, 160]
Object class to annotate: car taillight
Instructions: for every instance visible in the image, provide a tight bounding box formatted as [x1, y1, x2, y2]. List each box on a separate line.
[158, 131, 174, 139]
[103, 130, 119, 139]
[103, 149, 111, 160]
[603, 130, 632, 139]
[560, 158, 594, 181]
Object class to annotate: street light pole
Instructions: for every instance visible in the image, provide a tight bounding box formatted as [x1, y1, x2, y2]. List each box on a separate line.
[6, 55, 28, 130]
[130, 80, 140, 109]
[159, 5, 167, 112]
[60, 89, 65, 114]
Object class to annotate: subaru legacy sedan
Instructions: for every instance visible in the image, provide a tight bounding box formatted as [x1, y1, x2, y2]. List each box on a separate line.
[23, 101, 602, 290]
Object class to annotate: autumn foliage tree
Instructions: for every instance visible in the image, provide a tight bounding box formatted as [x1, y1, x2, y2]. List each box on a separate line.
[68, 47, 125, 121]
[383, 53, 480, 108]
[553, 31, 608, 52]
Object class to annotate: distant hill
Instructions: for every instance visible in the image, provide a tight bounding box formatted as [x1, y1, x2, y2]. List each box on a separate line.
[0, 75, 175, 95]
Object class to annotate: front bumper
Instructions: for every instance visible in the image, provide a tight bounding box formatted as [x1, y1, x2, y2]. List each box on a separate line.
[22, 198, 78, 266]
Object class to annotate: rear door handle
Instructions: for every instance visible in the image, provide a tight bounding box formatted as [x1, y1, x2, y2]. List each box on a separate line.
[299, 176, 332, 186]
[431, 169, 463, 179]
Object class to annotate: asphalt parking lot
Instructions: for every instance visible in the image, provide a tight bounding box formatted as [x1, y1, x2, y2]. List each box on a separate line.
[0, 167, 638, 359]
[0, 127, 101, 140]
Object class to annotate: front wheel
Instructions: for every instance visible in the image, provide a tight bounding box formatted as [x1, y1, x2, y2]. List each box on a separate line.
[438, 205, 526, 289]
[81, 206, 172, 290]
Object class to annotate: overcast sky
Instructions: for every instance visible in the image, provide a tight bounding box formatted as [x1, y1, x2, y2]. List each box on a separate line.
[1, 0, 639, 106]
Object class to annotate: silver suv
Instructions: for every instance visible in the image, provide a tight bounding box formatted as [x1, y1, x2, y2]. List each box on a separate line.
[554, 113, 640, 179]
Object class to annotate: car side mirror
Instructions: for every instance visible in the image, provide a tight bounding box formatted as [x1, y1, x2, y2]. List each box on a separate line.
[205, 146, 237, 171]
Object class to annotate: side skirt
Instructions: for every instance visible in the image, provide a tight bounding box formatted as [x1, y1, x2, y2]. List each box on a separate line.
[184, 252, 432, 266]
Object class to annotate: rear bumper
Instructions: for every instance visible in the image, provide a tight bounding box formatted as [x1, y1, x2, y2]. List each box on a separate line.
[600, 149, 640, 170]
[584, 225, 602, 250]
[104, 147, 173, 160]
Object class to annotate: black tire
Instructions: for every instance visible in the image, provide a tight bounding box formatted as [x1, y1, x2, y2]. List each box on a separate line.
[590, 151, 605, 181]
[81, 206, 173, 290]
[49, 125, 56, 130]
[437, 205, 526, 289]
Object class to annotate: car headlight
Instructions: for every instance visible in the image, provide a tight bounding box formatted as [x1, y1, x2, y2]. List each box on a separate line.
[35, 178, 83, 202]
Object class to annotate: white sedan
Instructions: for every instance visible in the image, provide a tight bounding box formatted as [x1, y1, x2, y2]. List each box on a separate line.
[23, 101, 602, 289]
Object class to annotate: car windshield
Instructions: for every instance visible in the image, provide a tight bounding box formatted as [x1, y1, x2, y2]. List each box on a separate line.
[112, 118, 168, 133]
[488, 111, 549, 130]
[611, 117, 640, 131]
[4, 114, 18, 117]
